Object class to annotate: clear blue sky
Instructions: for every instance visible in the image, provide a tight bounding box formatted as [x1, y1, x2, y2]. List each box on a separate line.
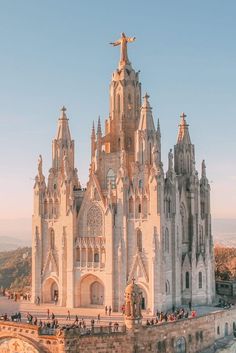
[0, 0, 235, 225]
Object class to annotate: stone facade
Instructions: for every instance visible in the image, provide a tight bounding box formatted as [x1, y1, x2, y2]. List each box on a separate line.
[0, 308, 236, 353]
[32, 34, 215, 313]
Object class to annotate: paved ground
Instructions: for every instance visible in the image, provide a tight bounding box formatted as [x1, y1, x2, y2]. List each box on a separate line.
[0, 295, 225, 326]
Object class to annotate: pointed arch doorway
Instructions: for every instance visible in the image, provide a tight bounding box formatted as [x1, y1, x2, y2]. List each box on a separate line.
[90, 281, 104, 305]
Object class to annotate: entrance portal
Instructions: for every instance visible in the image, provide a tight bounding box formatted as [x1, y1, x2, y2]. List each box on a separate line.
[79, 274, 105, 307]
[90, 281, 104, 305]
[42, 277, 59, 303]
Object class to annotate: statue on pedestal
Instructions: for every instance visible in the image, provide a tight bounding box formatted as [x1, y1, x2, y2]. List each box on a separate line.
[124, 278, 143, 329]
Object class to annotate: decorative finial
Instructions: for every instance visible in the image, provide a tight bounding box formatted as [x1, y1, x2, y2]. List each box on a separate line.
[60, 106, 67, 119]
[110, 33, 136, 67]
[144, 92, 150, 100]
[180, 112, 187, 125]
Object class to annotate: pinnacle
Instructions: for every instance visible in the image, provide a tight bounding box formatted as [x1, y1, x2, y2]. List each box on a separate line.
[97, 116, 102, 135]
[60, 106, 68, 120]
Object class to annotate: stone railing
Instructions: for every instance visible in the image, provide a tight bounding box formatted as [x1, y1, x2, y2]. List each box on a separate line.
[75, 237, 106, 270]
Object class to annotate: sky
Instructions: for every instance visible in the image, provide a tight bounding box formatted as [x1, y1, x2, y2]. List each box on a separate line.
[0, 0, 235, 239]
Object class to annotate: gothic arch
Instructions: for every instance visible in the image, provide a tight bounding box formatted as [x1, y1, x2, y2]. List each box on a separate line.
[42, 276, 59, 303]
[77, 274, 105, 307]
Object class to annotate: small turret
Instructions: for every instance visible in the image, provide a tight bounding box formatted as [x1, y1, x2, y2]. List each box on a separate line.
[174, 112, 195, 176]
[136, 93, 156, 165]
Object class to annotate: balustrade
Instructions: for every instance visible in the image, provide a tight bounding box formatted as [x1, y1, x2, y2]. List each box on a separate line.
[75, 237, 106, 269]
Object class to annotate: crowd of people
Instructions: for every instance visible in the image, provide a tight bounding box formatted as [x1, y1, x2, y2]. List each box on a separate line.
[0, 308, 121, 335]
[145, 306, 197, 326]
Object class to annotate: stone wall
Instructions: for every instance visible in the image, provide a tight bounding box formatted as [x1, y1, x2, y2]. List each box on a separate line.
[1, 308, 236, 353]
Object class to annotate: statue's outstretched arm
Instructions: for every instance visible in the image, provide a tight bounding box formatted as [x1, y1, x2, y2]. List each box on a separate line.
[110, 40, 121, 46]
[127, 37, 136, 43]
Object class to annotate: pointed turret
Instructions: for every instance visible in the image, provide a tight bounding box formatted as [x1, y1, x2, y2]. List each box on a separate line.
[174, 112, 195, 175]
[56, 106, 72, 141]
[138, 93, 155, 132]
[52, 107, 75, 178]
[136, 94, 157, 165]
[177, 112, 191, 144]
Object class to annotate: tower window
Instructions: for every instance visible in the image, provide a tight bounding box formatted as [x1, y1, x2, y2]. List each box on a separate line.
[137, 229, 142, 252]
[138, 204, 141, 213]
[106, 169, 116, 189]
[185, 272, 190, 289]
[165, 228, 169, 253]
[199, 272, 203, 289]
[50, 229, 55, 250]
[94, 253, 99, 263]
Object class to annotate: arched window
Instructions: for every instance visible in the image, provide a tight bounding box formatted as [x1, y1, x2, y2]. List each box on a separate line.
[106, 169, 116, 189]
[185, 272, 190, 289]
[143, 197, 148, 218]
[165, 228, 169, 253]
[175, 337, 186, 353]
[129, 197, 134, 216]
[117, 94, 120, 113]
[138, 204, 141, 214]
[180, 204, 187, 243]
[217, 326, 220, 335]
[87, 205, 103, 237]
[76, 247, 80, 262]
[128, 93, 132, 110]
[225, 323, 229, 336]
[165, 280, 170, 294]
[49, 229, 55, 250]
[94, 253, 99, 263]
[199, 272, 203, 289]
[138, 179, 142, 189]
[137, 229, 142, 252]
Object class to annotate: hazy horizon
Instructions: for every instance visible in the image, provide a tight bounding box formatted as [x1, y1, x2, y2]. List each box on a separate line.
[0, 218, 235, 250]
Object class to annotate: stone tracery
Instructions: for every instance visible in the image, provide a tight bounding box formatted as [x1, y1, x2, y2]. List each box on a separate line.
[87, 205, 103, 237]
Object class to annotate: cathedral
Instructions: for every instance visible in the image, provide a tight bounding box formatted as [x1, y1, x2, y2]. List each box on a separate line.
[32, 33, 215, 313]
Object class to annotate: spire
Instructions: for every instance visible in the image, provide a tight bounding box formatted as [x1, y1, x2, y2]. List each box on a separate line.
[56, 106, 71, 141]
[110, 32, 136, 69]
[177, 112, 191, 144]
[201, 160, 206, 178]
[157, 118, 161, 138]
[91, 121, 95, 139]
[138, 93, 155, 131]
[97, 116, 102, 137]
[91, 121, 96, 161]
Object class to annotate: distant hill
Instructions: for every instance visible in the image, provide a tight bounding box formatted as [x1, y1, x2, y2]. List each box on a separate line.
[0, 247, 32, 289]
[212, 219, 236, 247]
[215, 245, 236, 280]
[0, 236, 30, 251]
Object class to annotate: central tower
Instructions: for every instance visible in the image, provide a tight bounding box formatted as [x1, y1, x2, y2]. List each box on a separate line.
[104, 33, 141, 162]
